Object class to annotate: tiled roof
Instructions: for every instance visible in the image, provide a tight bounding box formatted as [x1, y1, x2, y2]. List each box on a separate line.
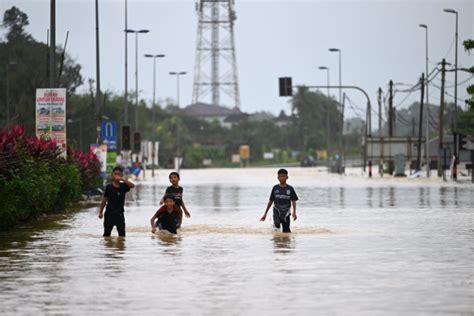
[183, 102, 243, 117]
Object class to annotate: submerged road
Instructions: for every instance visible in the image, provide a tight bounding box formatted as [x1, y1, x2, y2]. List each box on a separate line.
[0, 168, 473, 315]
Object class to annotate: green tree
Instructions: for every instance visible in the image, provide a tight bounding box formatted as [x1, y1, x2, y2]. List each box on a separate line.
[0, 6, 83, 134]
[291, 86, 342, 152]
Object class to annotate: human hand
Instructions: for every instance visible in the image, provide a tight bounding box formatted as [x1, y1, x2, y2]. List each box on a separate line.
[260, 214, 266, 221]
[98, 211, 103, 219]
[151, 227, 156, 234]
[184, 211, 191, 218]
[292, 212, 297, 221]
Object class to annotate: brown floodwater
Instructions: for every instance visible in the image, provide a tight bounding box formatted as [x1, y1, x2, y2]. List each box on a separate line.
[0, 168, 473, 315]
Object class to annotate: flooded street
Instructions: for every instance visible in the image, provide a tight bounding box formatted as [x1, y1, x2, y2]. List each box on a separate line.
[0, 168, 473, 315]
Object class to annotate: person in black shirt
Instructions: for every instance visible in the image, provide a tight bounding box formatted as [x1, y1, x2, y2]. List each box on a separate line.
[260, 169, 299, 233]
[160, 172, 191, 228]
[99, 166, 135, 237]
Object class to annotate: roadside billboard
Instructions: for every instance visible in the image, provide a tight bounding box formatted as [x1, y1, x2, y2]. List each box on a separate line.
[35, 88, 67, 157]
[90, 144, 108, 178]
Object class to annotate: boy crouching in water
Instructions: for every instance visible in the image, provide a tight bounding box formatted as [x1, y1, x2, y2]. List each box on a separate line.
[260, 169, 298, 233]
[151, 195, 182, 235]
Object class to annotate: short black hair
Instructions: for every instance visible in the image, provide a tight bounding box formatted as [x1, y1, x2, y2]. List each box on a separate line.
[163, 194, 175, 202]
[169, 172, 180, 179]
[277, 168, 288, 175]
[112, 166, 124, 173]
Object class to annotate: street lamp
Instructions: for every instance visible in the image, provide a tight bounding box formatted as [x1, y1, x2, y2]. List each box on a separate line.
[169, 71, 187, 170]
[443, 8, 458, 130]
[318, 66, 330, 97]
[419, 24, 430, 176]
[124, 0, 129, 125]
[144, 54, 165, 177]
[328, 48, 342, 106]
[125, 29, 150, 133]
[169, 71, 187, 107]
[5, 61, 17, 128]
[329, 48, 342, 166]
[318, 66, 331, 168]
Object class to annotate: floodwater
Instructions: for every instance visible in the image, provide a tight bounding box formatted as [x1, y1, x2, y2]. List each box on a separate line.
[0, 168, 473, 315]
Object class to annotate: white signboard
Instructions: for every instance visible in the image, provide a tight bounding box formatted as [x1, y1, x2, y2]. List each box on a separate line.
[35, 89, 67, 156]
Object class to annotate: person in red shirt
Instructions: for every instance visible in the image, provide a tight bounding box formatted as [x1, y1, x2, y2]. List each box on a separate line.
[150, 195, 181, 234]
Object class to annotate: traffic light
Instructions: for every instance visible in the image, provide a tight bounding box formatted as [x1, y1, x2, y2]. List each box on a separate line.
[122, 125, 131, 150]
[133, 132, 141, 152]
[279, 77, 293, 97]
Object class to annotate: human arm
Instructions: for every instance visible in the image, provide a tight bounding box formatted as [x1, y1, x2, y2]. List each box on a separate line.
[120, 177, 135, 189]
[98, 196, 107, 219]
[181, 201, 191, 218]
[260, 200, 274, 221]
[177, 208, 183, 228]
[150, 213, 158, 233]
[292, 200, 297, 221]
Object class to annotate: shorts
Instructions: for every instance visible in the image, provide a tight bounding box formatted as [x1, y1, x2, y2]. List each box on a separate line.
[155, 217, 177, 235]
[273, 207, 291, 233]
[103, 212, 126, 237]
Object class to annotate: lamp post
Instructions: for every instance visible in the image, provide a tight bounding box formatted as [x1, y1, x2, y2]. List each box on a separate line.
[169, 71, 187, 170]
[169, 71, 187, 108]
[419, 24, 431, 176]
[328, 48, 342, 106]
[124, 0, 128, 125]
[144, 54, 165, 177]
[443, 8, 458, 130]
[329, 48, 342, 165]
[318, 66, 331, 169]
[125, 29, 150, 133]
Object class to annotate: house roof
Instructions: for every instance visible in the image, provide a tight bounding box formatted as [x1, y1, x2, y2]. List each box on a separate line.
[183, 102, 243, 117]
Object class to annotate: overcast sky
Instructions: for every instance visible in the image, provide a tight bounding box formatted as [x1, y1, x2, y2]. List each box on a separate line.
[1, 0, 473, 122]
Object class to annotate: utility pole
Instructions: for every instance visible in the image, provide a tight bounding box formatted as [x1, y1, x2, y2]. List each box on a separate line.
[95, 0, 102, 144]
[124, 0, 128, 125]
[49, 0, 56, 88]
[378, 87, 384, 176]
[388, 80, 394, 174]
[340, 92, 345, 173]
[438, 59, 446, 178]
[417, 73, 425, 171]
[393, 107, 397, 136]
[388, 80, 393, 137]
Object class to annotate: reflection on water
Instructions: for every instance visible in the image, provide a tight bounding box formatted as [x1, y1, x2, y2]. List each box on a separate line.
[0, 168, 473, 314]
[272, 233, 294, 254]
[103, 237, 126, 253]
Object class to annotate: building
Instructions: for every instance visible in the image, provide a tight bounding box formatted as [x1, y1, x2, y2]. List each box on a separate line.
[182, 102, 248, 128]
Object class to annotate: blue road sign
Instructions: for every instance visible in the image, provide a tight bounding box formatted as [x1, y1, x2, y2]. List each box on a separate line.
[102, 120, 117, 151]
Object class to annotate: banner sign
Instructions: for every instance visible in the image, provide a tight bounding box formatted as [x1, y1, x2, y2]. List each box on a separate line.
[102, 120, 117, 151]
[91, 144, 108, 178]
[35, 89, 67, 156]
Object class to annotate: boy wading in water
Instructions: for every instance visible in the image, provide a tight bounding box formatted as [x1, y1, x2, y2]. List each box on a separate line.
[160, 172, 190, 228]
[260, 169, 299, 233]
[99, 167, 135, 237]
[151, 195, 181, 235]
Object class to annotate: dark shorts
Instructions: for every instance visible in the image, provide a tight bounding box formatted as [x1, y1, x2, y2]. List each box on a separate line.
[155, 217, 177, 235]
[103, 212, 126, 237]
[273, 208, 291, 233]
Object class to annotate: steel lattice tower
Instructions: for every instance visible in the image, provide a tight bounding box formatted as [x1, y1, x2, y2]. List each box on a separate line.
[192, 0, 241, 109]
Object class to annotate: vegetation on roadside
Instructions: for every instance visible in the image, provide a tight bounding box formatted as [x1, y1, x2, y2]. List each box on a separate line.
[0, 125, 101, 231]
